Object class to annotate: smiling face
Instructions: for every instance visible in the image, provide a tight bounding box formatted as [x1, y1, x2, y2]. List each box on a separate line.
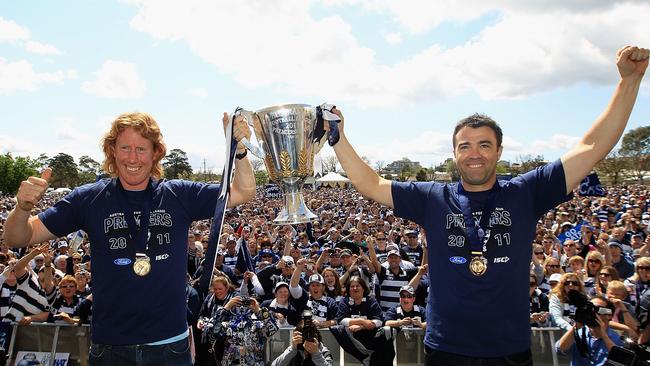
[453, 126, 503, 192]
[112, 127, 158, 191]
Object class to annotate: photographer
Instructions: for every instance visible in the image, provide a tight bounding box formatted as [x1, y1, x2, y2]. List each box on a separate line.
[271, 315, 334, 366]
[556, 295, 623, 366]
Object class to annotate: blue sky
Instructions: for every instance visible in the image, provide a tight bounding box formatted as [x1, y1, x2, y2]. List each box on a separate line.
[1, 0, 649, 174]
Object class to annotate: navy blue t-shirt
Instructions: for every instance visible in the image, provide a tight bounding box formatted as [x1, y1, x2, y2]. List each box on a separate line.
[392, 160, 571, 357]
[39, 178, 220, 345]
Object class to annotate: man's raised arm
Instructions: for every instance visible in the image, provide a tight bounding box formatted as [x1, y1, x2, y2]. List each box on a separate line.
[330, 109, 394, 207]
[561, 46, 649, 194]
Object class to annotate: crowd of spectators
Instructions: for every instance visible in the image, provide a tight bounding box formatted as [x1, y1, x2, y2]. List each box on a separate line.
[0, 182, 649, 364]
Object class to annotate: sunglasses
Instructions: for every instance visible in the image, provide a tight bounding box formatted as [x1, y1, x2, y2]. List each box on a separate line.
[547, 264, 560, 269]
[565, 280, 580, 286]
[638, 266, 650, 271]
[587, 259, 601, 264]
[534, 252, 544, 255]
[400, 294, 414, 298]
[599, 273, 612, 277]
[376, 238, 387, 241]
[60, 284, 76, 289]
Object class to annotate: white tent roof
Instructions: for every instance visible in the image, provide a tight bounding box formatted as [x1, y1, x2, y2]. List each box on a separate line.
[316, 172, 350, 182]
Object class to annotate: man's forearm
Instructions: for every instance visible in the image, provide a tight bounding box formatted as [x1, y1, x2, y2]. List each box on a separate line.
[3, 209, 34, 247]
[228, 156, 256, 208]
[333, 135, 393, 207]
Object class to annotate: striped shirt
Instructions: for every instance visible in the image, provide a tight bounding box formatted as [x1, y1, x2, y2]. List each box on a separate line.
[0, 283, 17, 319]
[376, 266, 417, 312]
[4, 271, 50, 322]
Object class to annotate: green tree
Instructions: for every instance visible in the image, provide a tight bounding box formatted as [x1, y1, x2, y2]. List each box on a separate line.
[255, 170, 269, 185]
[78, 155, 102, 185]
[416, 168, 428, 181]
[620, 126, 650, 183]
[48, 153, 79, 188]
[511, 155, 546, 176]
[0, 154, 39, 195]
[34, 153, 49, 170]
[163, 149, 193, 179]
[595, 150, 627, 185]
[445, 159, 460, 181]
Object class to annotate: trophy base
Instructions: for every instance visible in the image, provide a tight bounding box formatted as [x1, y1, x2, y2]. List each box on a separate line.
[272, 183, 317, 225]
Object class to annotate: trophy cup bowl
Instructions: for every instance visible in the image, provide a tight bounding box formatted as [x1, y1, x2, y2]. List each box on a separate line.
[238, 104, 327, 224]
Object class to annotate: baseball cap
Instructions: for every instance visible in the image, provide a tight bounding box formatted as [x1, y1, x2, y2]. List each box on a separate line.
[642, 213, 650, 225]
[549, 273, 562, 284]
[399, 285, 414, 296]
[404, 229, 417, 236]
[281, 256, 295, 267]
[308, 274, 325, 284]
[608, 240, 623, 250]
[259, 249, 274, 257]
[340, 249, 352, 257]
[274, 281, 290, 293]
[387, 249, 401, 258]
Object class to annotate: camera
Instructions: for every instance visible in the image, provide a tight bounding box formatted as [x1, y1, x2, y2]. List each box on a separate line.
[241, 296, 252, 307]
[568, 290, 599, 328]
[301, 310, 317, 342]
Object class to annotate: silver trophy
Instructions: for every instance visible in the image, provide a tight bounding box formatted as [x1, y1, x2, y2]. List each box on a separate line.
[237, 104, 327, 224]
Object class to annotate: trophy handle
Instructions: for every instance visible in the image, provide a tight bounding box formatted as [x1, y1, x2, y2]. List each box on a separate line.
[234, 107, 266, 159]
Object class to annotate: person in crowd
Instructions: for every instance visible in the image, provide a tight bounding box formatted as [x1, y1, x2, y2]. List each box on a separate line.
[261, 281, 302, 328]
[201, 296, 278, 366]
[384, 285, 426, 330]
[584, 251, 606, 290]
[609, 241, 635, 279]
[327, 45, 648, 365]
[589, 265, 620, 298]
[270, 319, 334, 366]
[258, 256, 305, 302]
[529, 273, 550, 327]
[48, 275, 82, 325]
[550, 273, 587, 332]
[605, 280, 639, 339]
[367, 238, 419, 312]
[321, 267, 344, 301]
[556, 296, 623, 366]
[539, 257, 564, 294]
[2, 111, 256, 365]
[290, 260, 337, 328]
[331, 276, 394, 366]
[560, 240, 579, 271]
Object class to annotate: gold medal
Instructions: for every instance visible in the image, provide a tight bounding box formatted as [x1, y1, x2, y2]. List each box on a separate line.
[133, 255, 151, 276]
[469, 256, 487, 276]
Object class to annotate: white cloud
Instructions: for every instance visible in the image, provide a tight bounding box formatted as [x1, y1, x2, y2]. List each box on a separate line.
[384, 32, 402, 45]
[188, 87, 208, 98]
[0, 17, 29, 42]
[125, 1, 650, 107]
[0, 17, 61, 55]
[0, 58, 70, 94]
[82, 60, 147, 99]
[24, 40, 61, 55]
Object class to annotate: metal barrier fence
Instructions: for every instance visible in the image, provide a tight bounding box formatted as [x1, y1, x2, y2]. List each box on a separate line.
[5, 324, 571, 366]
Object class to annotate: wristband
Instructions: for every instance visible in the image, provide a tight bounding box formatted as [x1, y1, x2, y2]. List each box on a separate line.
[235, 149, 247, 160]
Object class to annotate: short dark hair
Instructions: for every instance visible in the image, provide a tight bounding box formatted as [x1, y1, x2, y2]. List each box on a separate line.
[452, 113, 503, 148]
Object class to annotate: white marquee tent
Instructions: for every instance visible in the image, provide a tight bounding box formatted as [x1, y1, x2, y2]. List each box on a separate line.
[315, 172, 351, 188]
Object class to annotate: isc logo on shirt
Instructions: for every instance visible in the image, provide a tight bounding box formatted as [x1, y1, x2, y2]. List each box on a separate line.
[493, 256, 510, 264]
[155, 254, 170, 261]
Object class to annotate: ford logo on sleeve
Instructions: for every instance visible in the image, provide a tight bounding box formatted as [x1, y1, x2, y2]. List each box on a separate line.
[114, 258, 132, 266]
[449, 256, 467, 265]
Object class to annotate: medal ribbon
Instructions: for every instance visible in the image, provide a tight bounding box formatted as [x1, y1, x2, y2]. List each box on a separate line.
[113, 178, 154, 257]
[455, 180, 501, 255]
[199, 113, 239, 294]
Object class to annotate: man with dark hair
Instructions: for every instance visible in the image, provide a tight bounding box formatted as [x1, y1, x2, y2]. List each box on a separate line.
[2, 112, 256, 365]
[327, 46, 648, 365]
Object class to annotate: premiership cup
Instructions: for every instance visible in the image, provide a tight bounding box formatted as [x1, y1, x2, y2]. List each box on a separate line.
[237, 104, 328, 224]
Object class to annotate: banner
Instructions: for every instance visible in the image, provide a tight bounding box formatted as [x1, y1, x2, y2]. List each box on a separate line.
[578, 172, 606, 197]
[264, 184, 282, 200]
[557, 221, 589, 244]
[14, 351, 69, 366]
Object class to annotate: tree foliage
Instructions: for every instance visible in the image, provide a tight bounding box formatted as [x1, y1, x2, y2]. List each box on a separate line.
[511, 155, 546, 176]
[163, 149, 193, 179]
[322, 155, 339, 173]
[416, 168, 428, 182]
[77, 155, 102, 185]
[48, 153, 79, 188]
[595, 150, 627, 185]
[0, 154, 39, 195]
[620, 126, 650, 183]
